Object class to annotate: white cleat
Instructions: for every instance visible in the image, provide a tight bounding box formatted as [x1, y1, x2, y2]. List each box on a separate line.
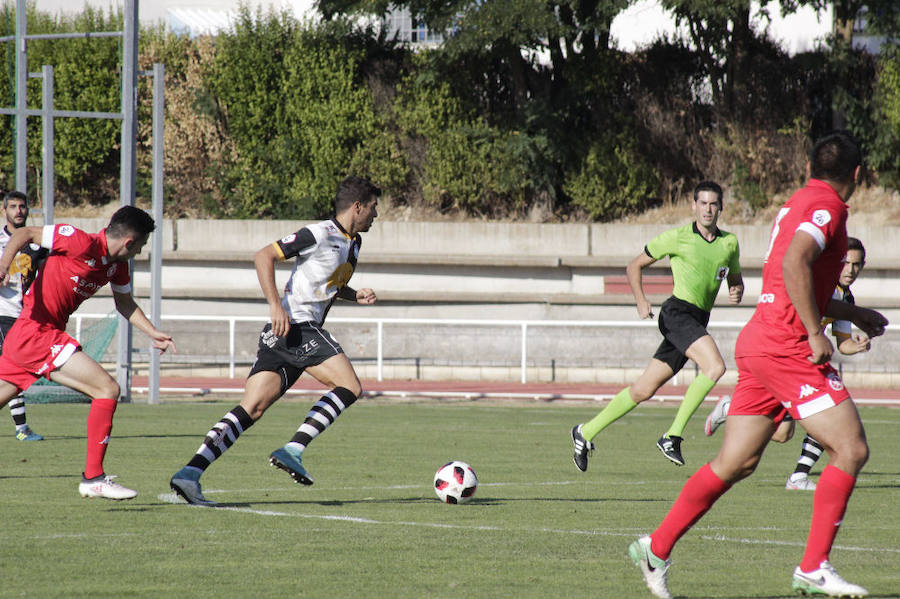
[628, 535, 673, 599]
[792, 561, 868, 597]
[786, 473, 817, 491]
[704, 394, 731, 436]
[78, 474, 138, 500]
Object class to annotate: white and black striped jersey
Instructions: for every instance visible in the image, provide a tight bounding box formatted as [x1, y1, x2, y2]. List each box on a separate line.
[0, 226, 48, 319]
[272, 218, 361, 326]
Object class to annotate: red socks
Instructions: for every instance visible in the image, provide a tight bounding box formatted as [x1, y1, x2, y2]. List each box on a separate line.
[84, 397, 118, 479]
[650, 463, 730, 560]
[800, 464, 856, 572]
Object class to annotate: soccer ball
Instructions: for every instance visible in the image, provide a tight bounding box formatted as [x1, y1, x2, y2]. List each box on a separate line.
[433, 461, 478, 504]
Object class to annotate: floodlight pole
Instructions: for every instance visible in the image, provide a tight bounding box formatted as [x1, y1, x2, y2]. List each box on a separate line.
[116, 0, 139, 402]
[149, 62, 164, 405]
[14, 0, 26, 192]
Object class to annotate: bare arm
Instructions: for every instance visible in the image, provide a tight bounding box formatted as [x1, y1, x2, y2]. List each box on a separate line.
[726, 271, 744, 304]
[255, 243, 290, 337]
[113, 291, 176, 354]
[626, 251, 658, 319]
[782, 232, 831, 364]
[0, 226, 43, 285]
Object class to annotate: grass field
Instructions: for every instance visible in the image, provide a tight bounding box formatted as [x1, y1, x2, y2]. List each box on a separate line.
[3, 398, 899, 598]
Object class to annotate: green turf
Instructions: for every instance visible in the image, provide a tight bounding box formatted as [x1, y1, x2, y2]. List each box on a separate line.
[2, 400, 898, 598]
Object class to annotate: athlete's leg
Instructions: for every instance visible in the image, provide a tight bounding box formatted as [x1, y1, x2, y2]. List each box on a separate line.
[580, 358, 673, 441]
[285, 353, 362, 451]
[665, 335, 725, 438]
[795, 400, 867, 572]
[771, 419, 795, 443]
[650, 414, 774, 559]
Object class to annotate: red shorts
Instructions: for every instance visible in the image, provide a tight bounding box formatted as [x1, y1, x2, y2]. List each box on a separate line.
[731, 353, 852, 422]
[0, 319, 81, 391]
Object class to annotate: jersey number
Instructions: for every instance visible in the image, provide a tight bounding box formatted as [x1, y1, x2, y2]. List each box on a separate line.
[763, 207, 791, 263]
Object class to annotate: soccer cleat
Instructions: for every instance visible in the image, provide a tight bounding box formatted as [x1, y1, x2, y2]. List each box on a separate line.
[571, 424, 594, 472]
[704, 394, 731, 436]
[15, 425, 43, 441]
[78, 474, 137, 500]
[786, 473, 817, 491]
[656, 435, 685, 466]
[170, 467, 217, 507]
[269, 446, 314, 485]
[791, 561, 868, 597]
[629, 535, 673, 599]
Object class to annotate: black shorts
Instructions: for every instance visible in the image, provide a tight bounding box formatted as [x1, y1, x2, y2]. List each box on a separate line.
[0, 315, 16, 354]
[248, 321, 345, 395]
[652, 296, 711, 374]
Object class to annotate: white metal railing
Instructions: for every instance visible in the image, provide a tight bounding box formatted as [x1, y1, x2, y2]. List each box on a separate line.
[73, 313, 900, 385]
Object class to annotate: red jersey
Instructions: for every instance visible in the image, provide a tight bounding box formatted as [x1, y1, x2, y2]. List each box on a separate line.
[736, 179, 848, 359]
[21, 224, 132, 330]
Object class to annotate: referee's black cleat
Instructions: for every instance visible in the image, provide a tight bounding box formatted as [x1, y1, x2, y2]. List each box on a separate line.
[571, 424, 594, 472]
[656, 435, 685, 466]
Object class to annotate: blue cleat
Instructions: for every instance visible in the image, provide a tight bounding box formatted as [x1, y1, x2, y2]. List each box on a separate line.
[15, 425, 43, 441]
[269, 446, 314, 485]
[169, 466, 217, 507]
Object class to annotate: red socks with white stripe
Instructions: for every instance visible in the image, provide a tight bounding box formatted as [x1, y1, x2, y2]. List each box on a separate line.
[800, 464, 856, 572]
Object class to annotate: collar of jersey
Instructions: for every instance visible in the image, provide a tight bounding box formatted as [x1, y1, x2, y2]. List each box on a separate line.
[99, 229, 111, 264]
[330, 217, 353, 240]
[692, 221, 721, 243]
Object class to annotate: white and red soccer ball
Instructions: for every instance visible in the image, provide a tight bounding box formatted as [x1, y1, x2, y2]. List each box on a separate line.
[433, 460, 478, 504]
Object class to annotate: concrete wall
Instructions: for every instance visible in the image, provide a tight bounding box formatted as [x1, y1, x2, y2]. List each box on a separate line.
[58, 217, 900, 307]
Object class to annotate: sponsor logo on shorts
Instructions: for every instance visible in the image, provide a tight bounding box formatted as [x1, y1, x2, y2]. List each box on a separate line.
[261, 329, 277, 349]
[798, 384, 817, 399]
[826, 372, 844, 391]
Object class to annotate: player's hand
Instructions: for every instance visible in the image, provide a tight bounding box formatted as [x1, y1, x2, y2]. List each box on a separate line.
[852, 307, 888, 339]
[356, 288, 376, 305]
[850, 333, 871, 353]
[151, 331, 176, 354]
[636, 298, 653, 320]
[0, 268, 8, 286]
[270, 304, 290, 337]
[807, 330, 834, 364]
[728, 284, 744, 304]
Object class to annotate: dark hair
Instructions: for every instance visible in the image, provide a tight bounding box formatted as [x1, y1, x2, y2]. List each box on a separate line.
[334, 176, 381, 213]
[847, 236, 866, 263]
[809, 131, 861, 183]
[694, 180, 723, 206]
[106, 205, 155, 239]
[3, 190, 27, 208]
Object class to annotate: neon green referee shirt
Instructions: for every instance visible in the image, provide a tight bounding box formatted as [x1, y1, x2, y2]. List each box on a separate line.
[645, 222, 741, 313]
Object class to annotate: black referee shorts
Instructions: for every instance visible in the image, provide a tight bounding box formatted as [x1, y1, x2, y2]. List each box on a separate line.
[652, 296, 711, 374]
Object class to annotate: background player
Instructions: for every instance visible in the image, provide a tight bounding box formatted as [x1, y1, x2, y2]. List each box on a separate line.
[0, 206, 176, 500]
[0, 191, 48, 441]
[170, 176, 380, 507]
[571, 181, 743, 470]
[629, 131, 887, 599]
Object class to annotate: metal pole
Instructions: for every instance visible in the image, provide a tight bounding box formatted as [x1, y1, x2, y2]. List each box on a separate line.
[15, 0, 26, 193]
[520, 323, 527, 384]
[116, 0, 138, 402]
[148, 62, 164, 404]
[40, 65, 53, 224]
[377, 320, 383, 381]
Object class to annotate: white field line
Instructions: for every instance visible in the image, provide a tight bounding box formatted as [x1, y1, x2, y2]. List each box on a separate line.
[156, 491, 899, 554]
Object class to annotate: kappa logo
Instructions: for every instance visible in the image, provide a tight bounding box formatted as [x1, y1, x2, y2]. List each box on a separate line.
[827, 372, 844, 391]
[85, 258, 96, 267]
[798, 384, 817, 399]
[50, 344, 63, 357]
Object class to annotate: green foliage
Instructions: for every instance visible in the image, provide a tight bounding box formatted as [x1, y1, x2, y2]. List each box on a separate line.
[871, 45, 900, 186]
[563, 133, 659, 221]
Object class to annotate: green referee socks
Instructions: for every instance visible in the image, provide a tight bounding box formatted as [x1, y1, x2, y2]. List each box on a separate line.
[581, 387, 638, 440]
[666, 372, 716, 438]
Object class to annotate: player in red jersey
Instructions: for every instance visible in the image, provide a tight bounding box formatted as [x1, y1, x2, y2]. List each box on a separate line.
[628, 131, 888, 599]
[0, 206, 176, 500]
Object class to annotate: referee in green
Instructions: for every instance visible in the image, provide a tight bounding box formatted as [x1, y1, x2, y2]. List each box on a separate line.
[571, 181, 744, 469]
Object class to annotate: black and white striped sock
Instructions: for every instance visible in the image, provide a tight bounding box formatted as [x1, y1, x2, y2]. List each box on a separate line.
[9, 396, 26, 428]
[287, 387, 358, 452]
[793, 435, 824, 475]
[186, 405, 255, 472]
